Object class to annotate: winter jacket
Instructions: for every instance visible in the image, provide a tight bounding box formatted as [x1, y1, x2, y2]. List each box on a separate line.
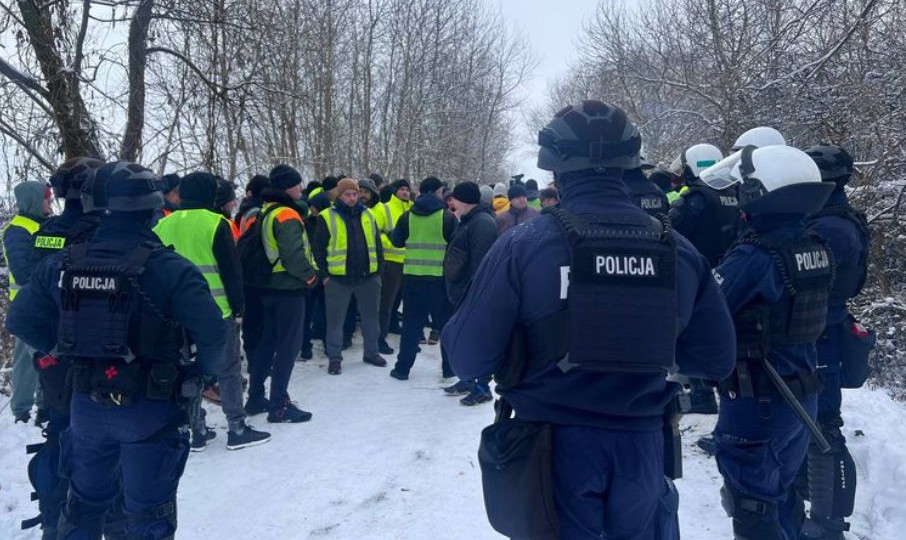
[312, 200, 383, 284]
[7, 215, 225, 377]
[492, 196, 510, 215]
[254, 187, 318, 294]
[495, 205, 540, 236]
[443, 204, 498, 305]
[235, 196, 261, 231]
[2, 182, 47, 293]
[373, 195, 412, 264]
[443, 173, 736, 431]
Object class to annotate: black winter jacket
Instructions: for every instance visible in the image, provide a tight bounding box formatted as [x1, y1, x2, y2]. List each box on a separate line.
[443, 204, 498, 305]
[312, 200, 383, 284]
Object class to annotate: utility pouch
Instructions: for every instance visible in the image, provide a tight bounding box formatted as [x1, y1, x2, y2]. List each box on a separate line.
[478, 402, 558, 540]
[147, 363, 180, 401]
[88, 360, 143, 405]
[839, 315, 875, 389]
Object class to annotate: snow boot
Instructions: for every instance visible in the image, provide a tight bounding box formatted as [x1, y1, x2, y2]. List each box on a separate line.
[389, 369, 409, 381]
[299, 346, 313, 361]
[378, 338, 394, 355]
[328, 361, 342, 375]
[226, 422, 271, 451]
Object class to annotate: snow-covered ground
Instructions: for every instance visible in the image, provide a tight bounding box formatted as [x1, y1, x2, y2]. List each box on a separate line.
[1, 336, 904, 539]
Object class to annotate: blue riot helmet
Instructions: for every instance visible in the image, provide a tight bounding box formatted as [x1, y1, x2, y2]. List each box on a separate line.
[81, 161, 164, 214]
[537, 100, 642, 174]
[50, 157, 105, 200]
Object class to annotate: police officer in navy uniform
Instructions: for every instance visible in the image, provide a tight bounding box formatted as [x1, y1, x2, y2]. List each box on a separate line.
[623, 165, 669, 217]
[707, 145, 836, 540]
[797, 145, 868, 540]
[444, 100, 736, 538]
[7, 161, 225, 540]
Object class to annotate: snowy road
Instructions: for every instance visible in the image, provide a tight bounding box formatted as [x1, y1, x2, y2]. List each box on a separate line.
[1, 336, 903, 539]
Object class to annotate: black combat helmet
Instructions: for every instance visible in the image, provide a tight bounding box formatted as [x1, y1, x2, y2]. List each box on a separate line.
[50, 157, 105, 200]
[537, 100, 642, 174]
[804, 145, 854, 184]
[81, 161, 163, 214]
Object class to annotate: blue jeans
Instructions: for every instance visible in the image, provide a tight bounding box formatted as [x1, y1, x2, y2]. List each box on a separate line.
[60, 393, 188, 540]
[10, 337, 40, 416]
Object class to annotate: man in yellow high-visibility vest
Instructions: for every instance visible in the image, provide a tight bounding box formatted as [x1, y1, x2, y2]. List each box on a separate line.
[373, 179, 412, 354]
[312, 178, 386, 375]
[155, 172, 271, 450]
[2, 181, 51, 423]
[388, 176, 458, 380]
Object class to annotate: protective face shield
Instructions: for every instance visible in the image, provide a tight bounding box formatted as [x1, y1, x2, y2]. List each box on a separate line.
[731, 126, 786, 151]
[700, 151, 745, 190]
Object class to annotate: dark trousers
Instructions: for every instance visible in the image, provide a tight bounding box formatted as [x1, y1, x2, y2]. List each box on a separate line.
[393, 278, 453, 377]
[715, 394, 817, 540]
[549, 426, 674, 540]
[378, 261, 404, 339]
[302, 283, 325, 353]
[248, 293, 305, 403]
[60, 393, 188, 539]
[241, 286, 264, 362]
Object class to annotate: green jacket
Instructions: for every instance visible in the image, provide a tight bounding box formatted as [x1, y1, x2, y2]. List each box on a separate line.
[257, 197, 318, 293]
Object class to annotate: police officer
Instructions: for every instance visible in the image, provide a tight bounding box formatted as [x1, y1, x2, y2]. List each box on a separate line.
[798, 145, 868, 540]
[708, 146, 836, 540]
[3, 181, 51, 424]
[444, 100, 736, 538]
[6, 162, 226, 539]
[668, 143, 738, 415]
[623, 166, 669, 217]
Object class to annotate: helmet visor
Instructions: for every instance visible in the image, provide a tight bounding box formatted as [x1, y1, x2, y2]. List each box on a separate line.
[700, 151, 743, 190]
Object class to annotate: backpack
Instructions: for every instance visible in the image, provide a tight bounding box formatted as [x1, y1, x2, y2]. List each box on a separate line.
[237, 205, 280, 284]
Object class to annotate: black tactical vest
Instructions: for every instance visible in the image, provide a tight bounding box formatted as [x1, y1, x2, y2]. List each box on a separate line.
[56, 241, 183, 363]
[809, 205, 870, 302]
[681, 184, 740, 267]
[547, 207, 677, 374]
[733, 230, 834, 353]
[627, 179, 669, 218]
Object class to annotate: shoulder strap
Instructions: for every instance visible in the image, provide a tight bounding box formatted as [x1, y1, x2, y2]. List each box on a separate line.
[543, 206, 669, 246]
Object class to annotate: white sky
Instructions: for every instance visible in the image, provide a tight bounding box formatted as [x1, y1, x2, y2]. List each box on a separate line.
[497, 0, 603, 185]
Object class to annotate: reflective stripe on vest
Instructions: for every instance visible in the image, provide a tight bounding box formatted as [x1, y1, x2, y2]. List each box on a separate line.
[323, 207, 379, 276]
[377, 198, 410, 263]
[261, 203, 316, 274]
[153, 209, 232, 318]
[403, 211, 446, 277]
[2, 215, 41, 300]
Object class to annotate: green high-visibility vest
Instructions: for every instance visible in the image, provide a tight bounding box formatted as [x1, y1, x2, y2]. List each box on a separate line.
[375, 196, 411, 263]
[2, 215, 41, 300]
[260, 203, 317, 273]
[404, 211, 446, 277]
[667, 186, 689, 205]
[154, 209, 232, 318]
[322, 207, 379, 276]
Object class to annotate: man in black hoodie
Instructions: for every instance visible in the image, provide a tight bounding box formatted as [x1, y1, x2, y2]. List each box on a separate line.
[441, 182, 497, 405]
[388, 176, 458, 380]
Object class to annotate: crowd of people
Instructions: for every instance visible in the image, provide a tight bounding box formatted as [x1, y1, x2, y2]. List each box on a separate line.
[0, 98, 871, 540]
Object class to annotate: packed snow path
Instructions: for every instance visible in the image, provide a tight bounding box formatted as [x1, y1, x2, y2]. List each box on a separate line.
[1, 337, 904, 539]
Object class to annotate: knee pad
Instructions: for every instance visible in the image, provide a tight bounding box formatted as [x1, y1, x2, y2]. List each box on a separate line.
[808, 441, 856, 520]
[126, 499, 177, 540]
[720, 484, 784, 540]
[57, 495, 108, 540]
[23, 434, 69, 533]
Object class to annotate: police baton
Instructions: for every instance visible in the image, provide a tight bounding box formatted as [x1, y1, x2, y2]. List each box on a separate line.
[761, 359, 831, 453]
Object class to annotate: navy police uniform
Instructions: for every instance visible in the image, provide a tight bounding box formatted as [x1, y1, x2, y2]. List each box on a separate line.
[7, 172, 225, 540]
[445, 174, 736, 538]
[712, 214, 833, 540]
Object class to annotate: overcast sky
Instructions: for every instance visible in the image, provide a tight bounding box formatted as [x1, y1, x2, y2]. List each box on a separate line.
[497, 0, 603, 185]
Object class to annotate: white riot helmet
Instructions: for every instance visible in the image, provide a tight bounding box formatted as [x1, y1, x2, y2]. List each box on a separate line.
[669, 143, 723, 180]
[731, 127, 786, 151]
[731, 145, 834, 214]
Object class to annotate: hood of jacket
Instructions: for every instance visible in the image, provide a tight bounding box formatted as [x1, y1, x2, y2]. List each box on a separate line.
[14, 181, 47, 220]
[411, 193, 446, 216]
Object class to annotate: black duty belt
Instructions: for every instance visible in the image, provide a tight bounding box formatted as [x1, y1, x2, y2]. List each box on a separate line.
[719, 359, 822, 400]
